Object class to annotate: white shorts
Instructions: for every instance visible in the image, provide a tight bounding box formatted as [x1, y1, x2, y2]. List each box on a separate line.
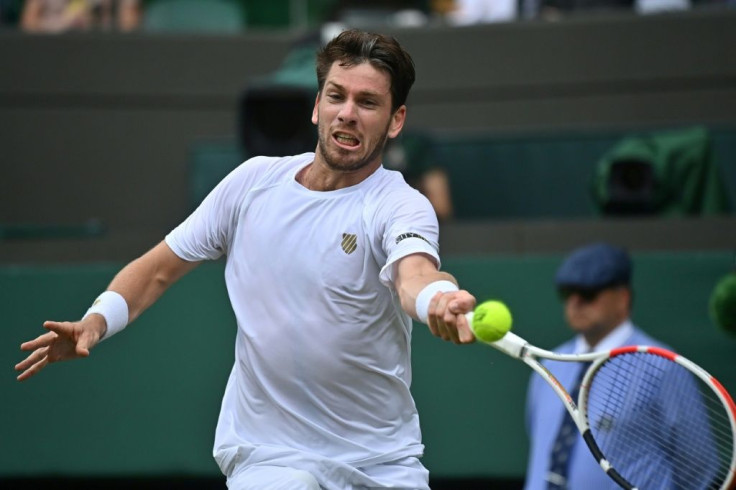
[225, 457, 429, 490]
[227, 465, 321, 490]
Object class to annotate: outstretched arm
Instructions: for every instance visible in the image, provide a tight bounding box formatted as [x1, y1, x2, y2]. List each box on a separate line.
[15, 241, 199, 381]
[394, 253, 476, 344]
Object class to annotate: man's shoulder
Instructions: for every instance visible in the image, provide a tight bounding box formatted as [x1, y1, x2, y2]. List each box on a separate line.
[366, 169, 436, 224]
[235, 152, 313, 185]
[370, 167, 425, 200]
[247, 152, 312, 172]
[627, 327, 669, 349]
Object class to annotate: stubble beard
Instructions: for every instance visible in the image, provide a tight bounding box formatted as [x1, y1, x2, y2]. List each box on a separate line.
[316, 116, 391, 174]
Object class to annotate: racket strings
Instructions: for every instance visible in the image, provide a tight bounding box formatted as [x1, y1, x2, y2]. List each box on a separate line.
[584, 352, 734, 490]
[599, 358, 732, 490]
[590, 355, 732, 489]
[589, 376, 718, 489]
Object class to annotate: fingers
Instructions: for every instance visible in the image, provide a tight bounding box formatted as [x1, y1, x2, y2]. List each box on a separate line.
[44, 320, 94, 358]
[43, 320, 74, 337]
[73, 337, 91, 358]
[433, 292, 459, 343]
[15, 346, 49, 381]
[16, 320, 94, 382]
[15, 345, 48, 371]
[427, 291, 476, 344]
[448, 296, 477, 344]
[454, 312, 476, 344]
[16, 356, 49, 381]
[19, 330, 57, 352]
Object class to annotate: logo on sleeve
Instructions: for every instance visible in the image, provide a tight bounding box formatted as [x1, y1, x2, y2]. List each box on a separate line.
[341, 233, 358, 254]
[396, 232, 430, 245]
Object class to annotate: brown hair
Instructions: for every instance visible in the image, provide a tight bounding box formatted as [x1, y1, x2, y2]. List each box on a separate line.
[316, 29, 416, 113]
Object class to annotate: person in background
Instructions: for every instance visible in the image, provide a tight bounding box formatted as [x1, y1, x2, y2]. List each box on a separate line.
[383, 130, 454, 222]
[21, 0, 140, 33]
[523, 242, 699, 489]
[520, 0, 690, 20]
[16, 29, 476, 490]
[444, 0, 518, 24]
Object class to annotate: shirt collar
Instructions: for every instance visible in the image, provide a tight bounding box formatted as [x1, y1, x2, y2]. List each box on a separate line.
[573, 319, 634, 354]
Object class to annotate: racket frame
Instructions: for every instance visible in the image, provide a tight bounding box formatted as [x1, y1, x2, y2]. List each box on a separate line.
[470, 319, 736, 490]
[578, 345, 736, 490]
[488, 331, 638, 489]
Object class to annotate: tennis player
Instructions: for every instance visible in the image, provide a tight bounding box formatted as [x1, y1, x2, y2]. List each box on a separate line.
[16, 29, 476, 490]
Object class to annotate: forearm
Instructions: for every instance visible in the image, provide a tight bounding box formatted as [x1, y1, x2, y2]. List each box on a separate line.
[395, 253, 475, 343]
[398, 267, 458, 320]
[106, 261, 166, 325]
[103, 241, 198, 325]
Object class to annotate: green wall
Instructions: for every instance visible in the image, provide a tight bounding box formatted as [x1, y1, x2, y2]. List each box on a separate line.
[437, 127, 736, 220]
[2, 252, 734, 479]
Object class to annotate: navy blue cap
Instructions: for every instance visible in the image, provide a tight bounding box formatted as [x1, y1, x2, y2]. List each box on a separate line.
[555, 242, 632, 289]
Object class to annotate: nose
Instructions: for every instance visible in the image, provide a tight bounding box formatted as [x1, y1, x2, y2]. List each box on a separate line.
[337, 99, 358, 124]
[563, 294, 585, 311]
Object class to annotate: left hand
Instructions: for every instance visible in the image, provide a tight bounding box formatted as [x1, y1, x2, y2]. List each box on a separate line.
[15, 318, 104, 381]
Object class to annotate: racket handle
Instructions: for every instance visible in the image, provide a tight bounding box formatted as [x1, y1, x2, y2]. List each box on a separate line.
[465, 312, 528, 359]
[488, 331, 528, 359]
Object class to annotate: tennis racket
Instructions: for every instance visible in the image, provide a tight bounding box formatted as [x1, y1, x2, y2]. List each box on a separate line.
[466, 312, 736, 490]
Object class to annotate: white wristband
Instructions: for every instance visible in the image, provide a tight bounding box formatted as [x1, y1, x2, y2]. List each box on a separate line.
[415, 280, 459, 324]
[83, 291, 129, 341]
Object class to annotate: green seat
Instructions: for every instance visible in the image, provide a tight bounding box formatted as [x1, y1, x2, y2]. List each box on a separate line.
[143, 0, 245, 33]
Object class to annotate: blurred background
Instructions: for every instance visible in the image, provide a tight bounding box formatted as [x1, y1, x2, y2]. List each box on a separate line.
[1, 0, 735, 488]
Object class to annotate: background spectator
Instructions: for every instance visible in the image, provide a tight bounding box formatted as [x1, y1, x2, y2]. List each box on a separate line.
[21, 0, 140, 33]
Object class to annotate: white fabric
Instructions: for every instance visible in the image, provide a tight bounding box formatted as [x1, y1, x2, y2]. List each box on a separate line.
[165, 153, 439, 489]
[447, 0, 518, 24]
[415, 280, 459, 324]
[227, 465, 320, 490]
[82, 291, 128, 341]
[636, 0, 690, 14]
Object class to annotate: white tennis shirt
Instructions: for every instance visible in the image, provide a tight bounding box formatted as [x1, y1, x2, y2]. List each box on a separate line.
[165, 153, 440, 488]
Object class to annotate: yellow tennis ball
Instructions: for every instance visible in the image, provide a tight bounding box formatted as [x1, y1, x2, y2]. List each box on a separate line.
[472, 300, 512, 342]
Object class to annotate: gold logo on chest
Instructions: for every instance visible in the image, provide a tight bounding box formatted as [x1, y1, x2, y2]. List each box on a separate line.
[341, 233, 358, 254]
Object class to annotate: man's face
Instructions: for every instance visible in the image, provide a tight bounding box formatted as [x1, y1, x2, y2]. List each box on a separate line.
[312, 62, 406, 174]
[560, 286, 630, 341]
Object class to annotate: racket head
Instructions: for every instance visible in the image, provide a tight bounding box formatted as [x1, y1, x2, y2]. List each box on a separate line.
[579, 346, 736, 490]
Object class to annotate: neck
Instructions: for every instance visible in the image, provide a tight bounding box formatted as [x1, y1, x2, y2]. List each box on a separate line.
[582, 317, 628, 348]
[297, 156, 380, 191]
[583, 331, 608, 349]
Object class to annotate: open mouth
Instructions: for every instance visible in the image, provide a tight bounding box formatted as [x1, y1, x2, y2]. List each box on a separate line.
[333, 132, 360, 148]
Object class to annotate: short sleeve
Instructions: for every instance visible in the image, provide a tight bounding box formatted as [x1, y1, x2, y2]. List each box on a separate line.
[166, 157, 270, 261]
[377, 188, 441, 287]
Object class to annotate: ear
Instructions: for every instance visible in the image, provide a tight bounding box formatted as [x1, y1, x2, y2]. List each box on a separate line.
[387, 105, 407, 139]
[311, 92, 320, 126]
[622, 287, 633, 313]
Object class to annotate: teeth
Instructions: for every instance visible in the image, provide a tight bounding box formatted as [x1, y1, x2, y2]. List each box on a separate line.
[336, 134, 358, 145]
